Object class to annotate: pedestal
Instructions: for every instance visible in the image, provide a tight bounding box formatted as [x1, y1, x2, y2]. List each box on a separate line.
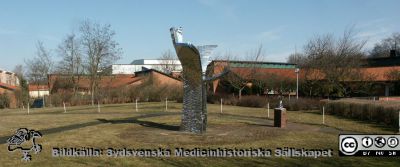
[274, 108, 287, 128]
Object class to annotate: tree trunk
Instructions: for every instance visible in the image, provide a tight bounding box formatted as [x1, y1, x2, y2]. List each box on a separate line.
[91, 85, 95, 106]
[238, 86, 245, 100]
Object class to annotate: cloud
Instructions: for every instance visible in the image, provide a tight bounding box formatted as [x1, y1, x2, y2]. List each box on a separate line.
[197, 0, 237, 21]
[197, 0, 218, 6]
[356, 18, 387, 29]
[259, 27, 286, 41]
[39, 34, 59, 42]
[268, 50, 293, 62]
[0, 27, 19, 35]
[355, 19, 393, 49]
[357, 28, 388, 38]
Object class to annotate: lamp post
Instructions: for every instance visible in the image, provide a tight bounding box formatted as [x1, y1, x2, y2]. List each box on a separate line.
[295, 68, 300, 99]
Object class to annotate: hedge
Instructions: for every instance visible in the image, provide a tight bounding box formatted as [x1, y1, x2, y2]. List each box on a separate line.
[323, 99, 400, 128]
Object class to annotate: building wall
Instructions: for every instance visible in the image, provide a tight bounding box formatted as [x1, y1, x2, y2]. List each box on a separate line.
[0, 70, 20, 87]
[29, 90, 50, 98]
[0, 70, 19, 108]
[131, 59, 181, 66]
[111, 63, 182, 74]
[209, 61, 298, 94]
[131, 69, 183, 89]
[111, 59, 183, 74]
[29, 84, 50, 98]
[0, 87, 17, 108]
[152, 72, 182, 87]
[111, 65, 138, 74]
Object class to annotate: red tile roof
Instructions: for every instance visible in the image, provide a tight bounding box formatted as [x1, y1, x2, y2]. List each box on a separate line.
[28, 85, 49, 91]
[48, 74, 140, 90]
[213, 61, 400, 82]
[230, 67, 297, 80]
[360, 66, 400, 81]
[0, 82, 18, 90]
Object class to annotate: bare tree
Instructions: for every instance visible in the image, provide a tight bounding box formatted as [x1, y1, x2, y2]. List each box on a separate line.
[79, 20, 122, 106]
[370, 32, 400, 57]
[157, 50, 178, 74]
[300, 28, 367, 97]
[223, 44, 266, 99]
[13, 64, 29, 108]
[244, 44, 266, 62]
[386, 69, 400, 81]
[57, 33, 84, 95]
[13, 64, 24, 79]
[25, 41, 53, 97]
[246, 45, 267, 95]
[287, 52, 306, 65]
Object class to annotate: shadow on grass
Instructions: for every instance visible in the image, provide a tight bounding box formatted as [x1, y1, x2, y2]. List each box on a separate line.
[0, 121, 103, 144]
[0, 112, 181, 144]
[244, 122, 274, 127]
[304, 111, 397, 133]
[212, 113, 269, 121]
[159, 156, 400, 167]
[97, 118, 180, 131]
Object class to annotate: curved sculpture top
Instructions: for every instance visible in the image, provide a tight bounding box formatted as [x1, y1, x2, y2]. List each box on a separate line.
[170, 27, 183, 44]
[170, 27, 202, 86]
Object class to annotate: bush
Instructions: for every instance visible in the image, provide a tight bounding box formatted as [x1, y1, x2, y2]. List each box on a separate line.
[48, 83, 184, 106]
[208, 94, 321, 110]
[49, 93, 63, 107]
[237, 96, 267, 108]
[0, 93, 10, 109]
[207, 93, 238, 105]
[128, 84, 183, 102]
[49, 93, 95, 107]
[323, 99, 400, 128]
[266, 96, 321, 111]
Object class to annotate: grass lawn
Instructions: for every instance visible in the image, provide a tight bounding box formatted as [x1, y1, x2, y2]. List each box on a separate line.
[0, 102, 399, 167]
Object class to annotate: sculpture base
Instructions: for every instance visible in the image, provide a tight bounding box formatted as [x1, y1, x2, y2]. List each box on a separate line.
[274, 108, 287, 128]
[179, 80, 207, 134]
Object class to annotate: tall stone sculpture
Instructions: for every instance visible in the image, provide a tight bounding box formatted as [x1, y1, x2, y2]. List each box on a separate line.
[170, 27, 225, 133]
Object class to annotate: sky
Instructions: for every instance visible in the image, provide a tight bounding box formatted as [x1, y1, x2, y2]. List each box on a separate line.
[0, 0, 399, 71]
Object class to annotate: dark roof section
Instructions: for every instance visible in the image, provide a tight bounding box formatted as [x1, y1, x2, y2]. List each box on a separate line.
[211, 60, 297, 69]
[212, 60, 296, 65]
[134, 69, 182, 81]
[364, 56, 400, 67]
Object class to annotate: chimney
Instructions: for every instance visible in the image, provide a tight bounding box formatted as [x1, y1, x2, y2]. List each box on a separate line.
[390, 50, 396, 57]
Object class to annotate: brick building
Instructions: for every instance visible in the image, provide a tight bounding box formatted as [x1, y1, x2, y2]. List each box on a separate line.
[48, 69, 182, 95]
[0, 69, 20, 108]
[28, 84, 49, 98]
[208, 58, 400, 98]
[208, 60, 298, 95]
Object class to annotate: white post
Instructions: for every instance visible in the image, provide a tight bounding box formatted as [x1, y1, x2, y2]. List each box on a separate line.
[165, 97, 168, 112]
[27, 103, 30, 115]
[97, 101, 100, 113]
[322, 106, 325, 124]
[295, 68, 299, 99]
[135, 99, 138, 112]
[220, 98, 223, 114]
[43, 96, 45, 108]
[63, 102, 66, 113]
[267, 102, 270, 118]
